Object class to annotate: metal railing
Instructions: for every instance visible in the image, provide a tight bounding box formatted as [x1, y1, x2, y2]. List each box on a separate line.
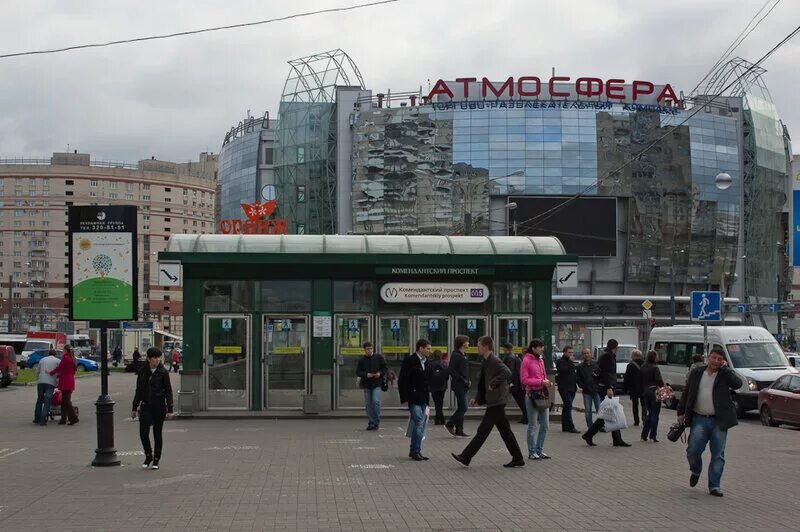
[0, 157, 139, 170]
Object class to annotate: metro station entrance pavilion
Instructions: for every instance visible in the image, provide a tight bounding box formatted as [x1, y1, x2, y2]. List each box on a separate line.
[160, 234, 574, 412]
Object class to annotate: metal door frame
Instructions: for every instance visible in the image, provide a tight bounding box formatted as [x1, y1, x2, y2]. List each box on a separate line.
[203, 313, 251, 410]
[414, 315, 453, 355]
[262, 314, 310, 409]
[493, 314, 533, 352]
[333, 314, 373, 409]
[450, 315, 491, 408]
[376, 315, 413, 410]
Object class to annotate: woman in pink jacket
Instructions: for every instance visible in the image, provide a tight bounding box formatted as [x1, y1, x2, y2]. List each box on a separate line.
[520, 339, 551, 460]
[50, 345, 79, 425]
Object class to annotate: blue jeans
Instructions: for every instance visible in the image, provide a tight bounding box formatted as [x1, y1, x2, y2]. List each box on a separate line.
[582, 392, 602, 429]
[408, 403, 427, 454]
[364, 387, 382, 427]
[641, 388, 661, 441]
[525, 394, 549, 455]
[447, 389, 469, 432]
[686, 415, 728, 491]
[559, 390, 576, 431]
[34, 383, 55, 424]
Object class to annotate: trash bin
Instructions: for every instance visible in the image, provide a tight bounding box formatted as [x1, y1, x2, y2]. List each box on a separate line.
[302, 394, 319, 415]
[178, 390, 194, 416]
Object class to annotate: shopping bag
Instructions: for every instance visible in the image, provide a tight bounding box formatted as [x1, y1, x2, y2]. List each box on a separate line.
[405, 407, 430, 441]
[599, 397, 628, 432]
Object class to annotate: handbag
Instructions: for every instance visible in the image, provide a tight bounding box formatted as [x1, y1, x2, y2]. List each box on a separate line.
[380, 375, 388, 392]
[656, 385, 674, 403]
[530, 387, 551, 410]
[667, 421, 687, 443]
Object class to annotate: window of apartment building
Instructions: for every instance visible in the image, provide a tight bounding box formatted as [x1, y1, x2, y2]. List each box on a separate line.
[14, 210, 22, 217]
[13, 221, 21, 228]
[263, 145, 274, 165]
[65, 180, 74, 185]
[28, 221, 35, 227]
[192, 220, 197, 226]
[297, 224, 305, 235]
[125, 193, 134, 200]
[126, 183, 133, 192]
[13, 251, 21, 257]
[142, 195, 150, 201]
[183, 188, 188, 196]
[165, 187, 171, 193]
[164, 295, 170, 301]
[28, 211, 35, 217]
[164, 208, 170, 213]
[90, 191, 98, 198]
[110, 182, 118, 189]
[297, 147, 305, 163]
[165, 197, 171, 202]
[163, 217, 170, 222]
[143, 184, 150, 191]
[14, 190, 22, 197]
[66, 191, 73, 196]
[42, 210, 49, 217]
[41, 190, 48, 196]
[109, 193, 118, 199]
[297, 185, 306, 203]
[183, 219, 187, 225]
[13, 261, 21, 268]
[201, 221, 206, 228]
[164, 227, 171, 232]
[143, 292, 149, 301]
[90, 180, 98, 187]
[14, 200, 22, 206]
[13, 240, 20, 247]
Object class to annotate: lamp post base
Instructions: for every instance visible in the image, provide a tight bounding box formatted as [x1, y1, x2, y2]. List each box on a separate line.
[91, 394, 120, 467]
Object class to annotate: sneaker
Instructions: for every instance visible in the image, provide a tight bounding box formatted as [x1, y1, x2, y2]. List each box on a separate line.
[709, 489, 724, 497]
[455, 431, 470, 438]
[528, 453, 540, 460]
[539, 452, 551, 460]
[142, 456, 152, 469]
[690, 474, 700, 487]
[151, 459, 160, 470]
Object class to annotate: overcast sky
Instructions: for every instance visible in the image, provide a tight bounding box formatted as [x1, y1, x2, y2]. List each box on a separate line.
[0, 0, 798, 163]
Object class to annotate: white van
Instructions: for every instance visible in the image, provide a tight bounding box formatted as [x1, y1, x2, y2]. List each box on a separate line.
[647, 326, 798, 417]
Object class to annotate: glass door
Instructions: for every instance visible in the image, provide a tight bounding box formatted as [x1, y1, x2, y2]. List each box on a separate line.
[494, 315, 532, 355]
[264, 316, 308, 408]
[377, 316, 411, 408]
[335, 315, 372, 408]
[417, 316, 451, 357]
[454, 316, 489, 397]
[205, 315, 251, 409]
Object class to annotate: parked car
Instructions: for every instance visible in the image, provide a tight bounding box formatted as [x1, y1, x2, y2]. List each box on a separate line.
[0, 345, 18, 387]
[26, 350, 99, 372]
[759, 373, 800, 428]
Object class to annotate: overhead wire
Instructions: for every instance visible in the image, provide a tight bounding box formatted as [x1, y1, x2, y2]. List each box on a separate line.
[0, 0, 400, 60]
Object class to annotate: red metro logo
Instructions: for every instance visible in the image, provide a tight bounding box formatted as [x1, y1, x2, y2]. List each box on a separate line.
[428, 77, 679, 104]
[218, 200, 289, 234]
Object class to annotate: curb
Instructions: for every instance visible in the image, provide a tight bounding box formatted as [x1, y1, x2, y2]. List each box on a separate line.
[10, 372, 100, 387]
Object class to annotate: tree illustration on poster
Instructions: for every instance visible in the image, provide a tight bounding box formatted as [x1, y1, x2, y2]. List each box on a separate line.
[68, 205, 137, 468]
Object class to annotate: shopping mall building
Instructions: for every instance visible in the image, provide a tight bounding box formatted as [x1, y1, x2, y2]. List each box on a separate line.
[198, 50, 792, 412]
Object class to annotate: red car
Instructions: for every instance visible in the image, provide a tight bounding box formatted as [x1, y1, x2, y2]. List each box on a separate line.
[759, 373, 800, 428]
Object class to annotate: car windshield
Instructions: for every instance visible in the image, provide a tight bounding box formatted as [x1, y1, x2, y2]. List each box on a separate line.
[615, 346, 635, 363]
[72, 339, 91, 348]
[726, 342, 789, 369]
[24, 341, 51, 352]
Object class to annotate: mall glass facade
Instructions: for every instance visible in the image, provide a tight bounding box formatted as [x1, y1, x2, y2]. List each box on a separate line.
[217, 130, 260, 222]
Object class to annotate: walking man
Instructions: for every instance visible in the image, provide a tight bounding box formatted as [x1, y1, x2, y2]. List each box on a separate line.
[445, 335, 471, 437]
[576, 347, 601, 429]
[624, 349, 645, 425]
[356, 341, 388, 431]
[678, 347, 742, 496]
[581, 339, 631, 447]
[427, 350, 449, 425]
[132, 348, 174, 470]
[33, 349, 59, 426]
[399, 339, 432, 461]
[555, 345, 580, 433]
[451, 336, 525, 468]
[501, 342, 528, 424]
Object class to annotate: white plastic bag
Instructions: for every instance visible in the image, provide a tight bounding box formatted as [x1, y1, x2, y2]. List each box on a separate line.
[598, 397, 628, 432]
[405, 406, 430, 440]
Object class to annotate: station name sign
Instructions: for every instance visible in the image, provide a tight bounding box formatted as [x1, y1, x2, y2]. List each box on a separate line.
[428, 76, 679, 104]
[376, 267, 493, 276]
[381, 282, 490, 304]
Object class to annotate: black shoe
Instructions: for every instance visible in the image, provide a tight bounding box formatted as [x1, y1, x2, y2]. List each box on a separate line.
[366, 425, 376, 431]
[455, 431, 470, 437]
[690, 474, 700, 487]
[613, 441, 631, 447]
[633, 422, 640, 426]
[565, 428, 581, 434]
[409, 452, 425, 461]
[582, 433, 596, 447]
[451, 453, 470, 467]
[444, 424, 456, 436]
[709, 489, 724, 497]
[503, 460, 525, 468]
[650, 438, 659, 443]
[518, 419, 528, 424]
[151, 458, 159, 470]
[142, 455, 152, 469]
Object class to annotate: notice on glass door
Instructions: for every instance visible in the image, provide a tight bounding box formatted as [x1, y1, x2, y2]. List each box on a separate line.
[313, 315, 332, 338]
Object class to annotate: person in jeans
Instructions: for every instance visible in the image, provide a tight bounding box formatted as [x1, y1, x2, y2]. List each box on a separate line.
[521, 339, 551, 460]
[555, 345, 580, 433]
[132, 348, 174, 470]
[624, 349, 645, 426]
[33, 349, 60, 426]
[427, 350, 449, 425]
[640, 350, 665, 442]
[451, 336, 525, 468]
[678, 347, 742, 497]
[576, 347, 601, 429]
[399, 339, 432, 461]
[501, 342, 528, 424]
[356, 342, 388, 431]
[49, 345, 78, 425]
[445, 335, 471, 437]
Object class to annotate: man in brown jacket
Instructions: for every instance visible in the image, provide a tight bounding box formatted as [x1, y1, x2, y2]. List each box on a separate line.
[451, 336, 525, 468]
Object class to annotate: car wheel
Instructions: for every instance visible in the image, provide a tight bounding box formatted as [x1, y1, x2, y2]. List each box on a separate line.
[76, 364, 86, 372]
[760, 404, 780, 427]
[0, 374, 9, 388]
[732, 395, 745, 419]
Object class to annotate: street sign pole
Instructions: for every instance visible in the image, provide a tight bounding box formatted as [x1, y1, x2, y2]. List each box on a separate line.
[704, 323, 708, 357]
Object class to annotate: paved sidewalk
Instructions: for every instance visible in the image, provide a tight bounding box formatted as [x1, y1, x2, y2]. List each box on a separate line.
[1, 373, 798, 531]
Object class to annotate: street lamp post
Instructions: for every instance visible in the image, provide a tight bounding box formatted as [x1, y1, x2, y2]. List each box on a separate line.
[455, 169, 523, 235]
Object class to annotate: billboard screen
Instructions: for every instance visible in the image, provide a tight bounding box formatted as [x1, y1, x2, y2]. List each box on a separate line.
[509, 196, 617, 257]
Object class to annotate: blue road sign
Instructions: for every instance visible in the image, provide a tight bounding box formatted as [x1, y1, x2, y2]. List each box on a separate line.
[736, 304, 748, 313]
[768, 303, 780, 313]
[691, 291, 721, 322]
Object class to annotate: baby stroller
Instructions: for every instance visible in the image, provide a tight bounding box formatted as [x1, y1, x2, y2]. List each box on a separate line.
[48, 389, 79, 421]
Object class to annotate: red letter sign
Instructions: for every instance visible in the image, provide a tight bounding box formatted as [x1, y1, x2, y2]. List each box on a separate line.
[517, 76, 541, 96]
[427, 79, 453, 100]
[482, 77, 514, 98]
[656, 83, 678, 103]
[454, 77, 477, 98]
[632, 80, 654, 101]
[548, 76, 571, 98]
[605, 79, 626, 100]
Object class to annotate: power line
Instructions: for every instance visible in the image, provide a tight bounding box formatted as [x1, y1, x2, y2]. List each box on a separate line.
[689, 0, 784, 96]
[511, 23, 800, 236]
[0, 0, 400, 60]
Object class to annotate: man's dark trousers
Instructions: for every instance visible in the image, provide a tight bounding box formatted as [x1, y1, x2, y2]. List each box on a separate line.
[460, 405, 524, 462]
[630, 392, 646, 425]
[559, 389, 576, 431]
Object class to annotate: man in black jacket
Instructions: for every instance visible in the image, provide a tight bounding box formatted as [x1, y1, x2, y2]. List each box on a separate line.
[582, 339, 631, 447]
[132, 348, 174, 470]
[555, 345, 580, 433]
[501, 342, 527, 424]
[451, 336, 525, 468]
[623, 349, 645, 426]
[355, 342, 388, 431]
[399, 339, 432, 461]
[576, 347, 601, 429]
[445, 335, 471, 437]
[677, 347, 743, 497]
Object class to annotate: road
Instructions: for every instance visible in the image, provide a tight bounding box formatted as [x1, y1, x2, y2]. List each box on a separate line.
[1, 372, 798, 531]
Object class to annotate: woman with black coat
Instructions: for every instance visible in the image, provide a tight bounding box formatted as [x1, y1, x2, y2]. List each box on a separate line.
[132, 348, 174, 470]
[640, 350, 665, 442]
